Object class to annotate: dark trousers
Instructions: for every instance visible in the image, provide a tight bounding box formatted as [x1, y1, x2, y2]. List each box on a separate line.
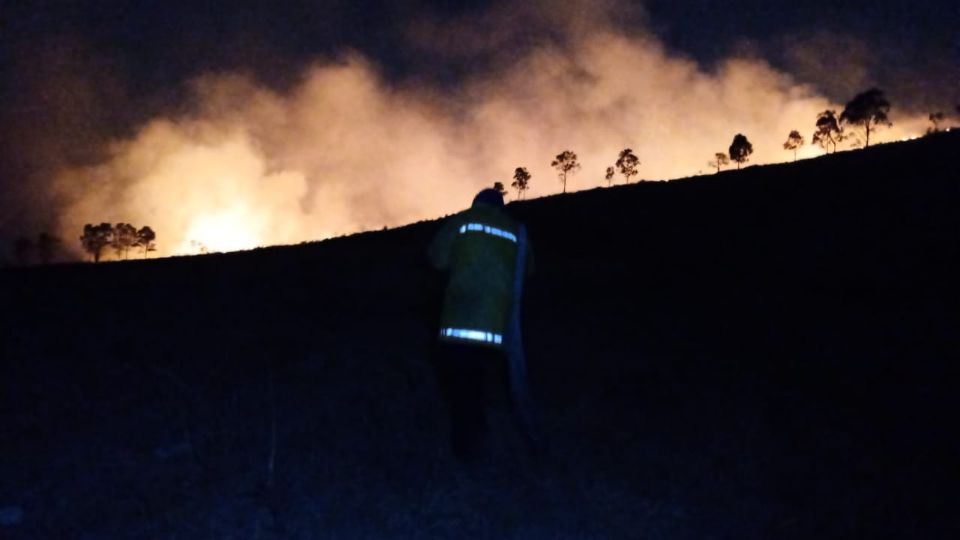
[436, 341, 507, 460]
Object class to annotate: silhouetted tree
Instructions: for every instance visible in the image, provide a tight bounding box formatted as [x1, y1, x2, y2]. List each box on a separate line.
[12, 233, 62, 265]
[112, 223, 138, 260]
[708, 152, 729, 173]
[13, 236, 33, 265]
[728, 134, 753, 169]
[36, 232, 61, 264]
[615, 148, 640, 184]
[81, 223, 114, 262]
[812, 110, 843, 153]
[928, 112, 945, 134]
[137, 226, 157, 257]
[604, 166, 615, 186]
[840, 88, 891, 148]
[783, 130, 804, 161]
[493, 182, 508, 198]
[551, 150, 580, 193]
[511, 167, 531, 199]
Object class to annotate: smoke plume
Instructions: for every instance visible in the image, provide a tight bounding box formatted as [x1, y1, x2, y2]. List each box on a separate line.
[6, 1, 940, 259]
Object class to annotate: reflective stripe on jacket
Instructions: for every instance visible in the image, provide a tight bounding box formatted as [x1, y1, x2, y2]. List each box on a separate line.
[429, 202, 520, 347]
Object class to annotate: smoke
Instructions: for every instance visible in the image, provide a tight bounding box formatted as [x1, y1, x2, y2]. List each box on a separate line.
[16, 2, 941, 259]
[0, 36, 133, 238]
[775, 31, 960, 114]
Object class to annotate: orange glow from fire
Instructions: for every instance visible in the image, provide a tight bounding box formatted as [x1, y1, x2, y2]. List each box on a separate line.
[180, 209, 261, 254]
[51, 32, 938, 259]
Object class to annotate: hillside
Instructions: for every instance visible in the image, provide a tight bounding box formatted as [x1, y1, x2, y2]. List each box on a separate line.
[2, 132, 959, 539]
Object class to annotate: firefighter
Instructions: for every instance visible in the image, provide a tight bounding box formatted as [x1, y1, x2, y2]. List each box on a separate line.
[429, 188, 540, 460]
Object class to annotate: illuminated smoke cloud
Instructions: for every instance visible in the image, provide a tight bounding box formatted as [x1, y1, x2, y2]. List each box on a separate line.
[51, 14, 933, 258]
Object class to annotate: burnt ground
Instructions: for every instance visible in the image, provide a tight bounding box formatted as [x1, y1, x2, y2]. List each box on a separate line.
[2, 132, 959, 539]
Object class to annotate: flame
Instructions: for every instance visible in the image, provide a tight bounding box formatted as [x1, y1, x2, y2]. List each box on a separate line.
[179, 208, 261, 254]
[51, 34, 938, 260]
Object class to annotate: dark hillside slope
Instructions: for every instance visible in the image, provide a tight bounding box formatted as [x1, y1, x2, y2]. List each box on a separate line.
[2, 132, 958, 538]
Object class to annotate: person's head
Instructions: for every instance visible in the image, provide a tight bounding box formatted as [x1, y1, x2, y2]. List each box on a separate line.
[471, 188, 505, 209]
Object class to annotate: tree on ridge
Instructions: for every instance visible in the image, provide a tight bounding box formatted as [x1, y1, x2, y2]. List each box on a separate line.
[812, 110, 843, 154]
[783, 130, 804, 161]
[551, 150, 580, 193]
[113, 223, 138, 260]
[511, 167, 531, 199]
[728, 134, 753, 169]
[137, 226, 157, 257]
[81, 223, 114, 263]
[840, 88, 892, 148]
[615, 148, 640, 184]
[927, 112, 945, 134]
[708, 152, 729, 174]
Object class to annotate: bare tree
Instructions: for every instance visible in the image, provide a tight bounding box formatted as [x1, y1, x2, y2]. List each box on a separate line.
[728, 134, 753, 169]
[812, 110, 843, 154]
[615, 148, 640, 184]
[783, 130, 804, 161]
[511, 167, 531, 200]
[708, 152, 729, 174]
[81, 223, 114, 263]
[840, 88, 892, 148]
[551, 150, 580, 193]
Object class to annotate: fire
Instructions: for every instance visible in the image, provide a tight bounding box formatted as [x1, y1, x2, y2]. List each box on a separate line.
[179, 208, 261, 254]
[51, 35, 939, 261]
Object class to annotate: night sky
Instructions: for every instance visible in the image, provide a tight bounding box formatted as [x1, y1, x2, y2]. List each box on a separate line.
[4, 1, 955, 90]
[1, 0, 957, 256]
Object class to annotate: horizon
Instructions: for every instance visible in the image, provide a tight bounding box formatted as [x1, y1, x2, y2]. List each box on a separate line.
[4, 131, 956, 268]
[1, 0, 957, 262]
[2, 105, 958, 538]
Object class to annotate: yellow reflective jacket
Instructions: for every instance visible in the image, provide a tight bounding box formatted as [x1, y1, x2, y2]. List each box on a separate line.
[429, 201, 526, 347]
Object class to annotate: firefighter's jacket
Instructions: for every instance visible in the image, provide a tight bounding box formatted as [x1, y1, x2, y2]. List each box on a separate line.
[429, 201, 529, 348]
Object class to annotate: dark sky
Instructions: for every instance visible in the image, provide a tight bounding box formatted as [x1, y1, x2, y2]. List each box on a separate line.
[647, 0, 957, 59]
[0, 0, 957, 246]
[3, 0, 956, 95]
